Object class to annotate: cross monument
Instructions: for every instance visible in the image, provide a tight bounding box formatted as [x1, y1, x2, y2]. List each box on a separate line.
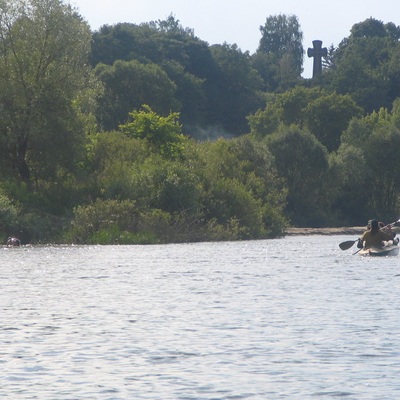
[307, 40, 327, 78]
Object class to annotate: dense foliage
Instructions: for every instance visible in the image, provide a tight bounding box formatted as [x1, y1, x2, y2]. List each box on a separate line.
[1, 3, 400, 244]
[0, 0, 96, 188]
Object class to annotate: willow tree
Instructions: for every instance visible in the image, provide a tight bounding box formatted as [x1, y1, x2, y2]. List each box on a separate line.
[0, 0, 95, 189]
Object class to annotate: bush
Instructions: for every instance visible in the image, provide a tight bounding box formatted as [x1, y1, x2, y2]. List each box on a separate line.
[65, 199, 140, 244]
[86, 225, 157, 245]
[0, 189, 20, 241]
[205, 217, 248, 241]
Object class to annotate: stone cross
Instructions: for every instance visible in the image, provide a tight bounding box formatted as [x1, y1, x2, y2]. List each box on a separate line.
[307, 40, 327, 78]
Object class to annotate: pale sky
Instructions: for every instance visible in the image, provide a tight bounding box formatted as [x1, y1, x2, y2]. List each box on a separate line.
[71, 0, 400, 78]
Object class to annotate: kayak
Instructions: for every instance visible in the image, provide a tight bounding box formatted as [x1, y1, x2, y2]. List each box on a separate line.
[358, 245, 400, 257]
[359, 245, 399, 256]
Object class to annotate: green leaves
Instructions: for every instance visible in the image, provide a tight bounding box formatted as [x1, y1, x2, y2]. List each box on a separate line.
[0, 0, 95, 187]
[257, 14, 304, 89]
[0, 188, 20, 238]
[119, 105, 186, 159]
[95, 60, 179, 131]
[248, 87, 362, 152]
[337, 100, 400, 220]
[331, 18, 400, 113]
[266, 126, 329, 226]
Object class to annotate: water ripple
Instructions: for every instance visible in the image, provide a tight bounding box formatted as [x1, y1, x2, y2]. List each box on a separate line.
[1, 238, 400, 398]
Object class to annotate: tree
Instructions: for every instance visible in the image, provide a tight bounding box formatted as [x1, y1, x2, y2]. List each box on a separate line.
[85, 131, 151, 200]
[158, 60, 207, 130]
[90, 22, 153, 66]
[90, 19, 219, 132]
[193, 136, 287, 238]
[250, 51, 280, 92]
[322, 45, 336, 70]
[329, 18, 400, 113]
[94, 59, 179, 131]
[248, 87, 361, 152]
[0, 0, 95, 189]
[0, 188, 20, 239]
[248, 86, 322, 137]
[256, 14, 304, 89]
[208, 43, 264, 134]
[363, 126, 400, 216]
[339, 100, 400, 220]
[266, 126, 330, 226]
[130, 155, 202, 215]
[119, 105, 188, 159]
[328, 146, 368, 225]
[91, 17, 216, 79]
[303, 93, 362, 152]
[350, 18, 399, 39]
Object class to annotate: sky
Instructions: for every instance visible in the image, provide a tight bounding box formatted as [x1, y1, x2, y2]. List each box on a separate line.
[71, 0, 400, 78]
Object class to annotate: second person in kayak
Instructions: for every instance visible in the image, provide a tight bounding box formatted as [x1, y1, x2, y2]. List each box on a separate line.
[357, 219, 397, 249]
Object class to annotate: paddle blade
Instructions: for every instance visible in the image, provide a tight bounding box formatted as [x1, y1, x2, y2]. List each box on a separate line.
[339, 240, 357, 250]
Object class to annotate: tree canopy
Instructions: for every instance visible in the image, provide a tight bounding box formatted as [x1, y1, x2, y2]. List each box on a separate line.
[256, 14, 304, 90]
[0, 0, 95, 189]
[94, 59, 179, 130]
[327, 18, 400, 113]
[3, 10, 400, 243]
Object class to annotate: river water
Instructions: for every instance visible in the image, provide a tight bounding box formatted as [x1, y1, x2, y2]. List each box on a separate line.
[1, 235, 400, 399]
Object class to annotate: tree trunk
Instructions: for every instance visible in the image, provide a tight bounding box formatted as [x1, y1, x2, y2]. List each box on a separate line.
[15, 138, 32, 191]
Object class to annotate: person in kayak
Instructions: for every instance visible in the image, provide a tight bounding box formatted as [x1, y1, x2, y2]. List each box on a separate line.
[6, 237, 21, 246]
[357, 219, 397, 249]
[379, 221, 400, 245]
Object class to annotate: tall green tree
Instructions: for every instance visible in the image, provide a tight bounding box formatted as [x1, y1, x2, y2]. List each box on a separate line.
[91, 17, 216, 79]
[303, 92, 362, 152]
[256, 14, 304, 90]
[91, 17, 270, 136]
[266, 126, 330, 226]
[340, 100, 400, 219]
[329, 18, 400, 113]
[208, 43, 264, 134]
[161, 60, 207, 129]
[94, 60, 179, 131]
[248, 86, 361, 152]
[248, 86, 322, 137]
[0, 0, 95, 188]
[363, 126, 400, 216]
[90, 19, 218, 133]
[328, 146, 368, 225]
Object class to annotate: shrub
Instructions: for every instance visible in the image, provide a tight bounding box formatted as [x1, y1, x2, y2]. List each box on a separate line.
[0, 189, 20, 241]
[65, 199, 139, 244]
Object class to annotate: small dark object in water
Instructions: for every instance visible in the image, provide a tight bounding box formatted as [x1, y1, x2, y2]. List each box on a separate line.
[7, 237, 21, 247]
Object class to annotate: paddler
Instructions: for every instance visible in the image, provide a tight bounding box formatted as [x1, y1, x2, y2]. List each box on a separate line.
[357, 219, 397, 249]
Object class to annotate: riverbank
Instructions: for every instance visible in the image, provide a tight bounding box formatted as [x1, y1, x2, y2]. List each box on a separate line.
[285, 226, 365, 236]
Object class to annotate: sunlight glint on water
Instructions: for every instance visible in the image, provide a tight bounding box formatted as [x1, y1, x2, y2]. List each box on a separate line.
[1, 236, 400, 399]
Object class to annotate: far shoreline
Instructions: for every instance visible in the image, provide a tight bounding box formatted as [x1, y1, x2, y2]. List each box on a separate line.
[285, 226, 365, 236]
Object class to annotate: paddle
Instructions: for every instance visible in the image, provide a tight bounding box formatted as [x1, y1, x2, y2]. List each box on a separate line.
[338, 218, 400, 251]
[339, 239, 359, 251]
[380, 218, 400, 232]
